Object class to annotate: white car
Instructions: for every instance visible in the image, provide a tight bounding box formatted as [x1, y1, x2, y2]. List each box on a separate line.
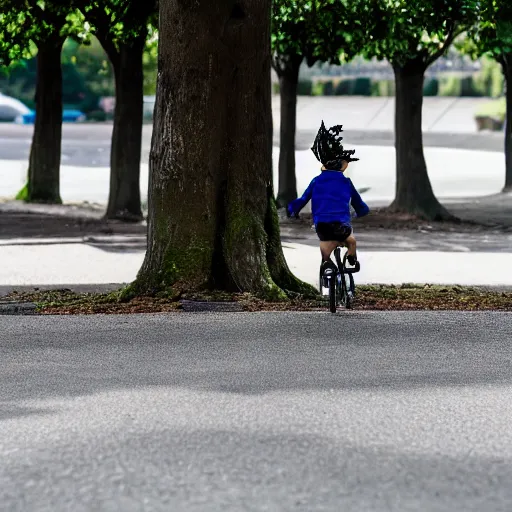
[0, 92, 86, 123]
[0, 92, 31, 122]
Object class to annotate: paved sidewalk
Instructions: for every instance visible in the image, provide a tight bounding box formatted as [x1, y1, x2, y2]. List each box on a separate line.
[1, 239, 511, 288]
[272, 96, 493, 133]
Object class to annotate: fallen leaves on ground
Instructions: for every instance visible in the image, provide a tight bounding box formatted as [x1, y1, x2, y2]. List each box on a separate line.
[1, 284, 511, 315]
[355, 284, 512, 311]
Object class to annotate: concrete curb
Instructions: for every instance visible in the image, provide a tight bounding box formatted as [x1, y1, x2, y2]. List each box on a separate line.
[0, 301, 37, 315]
[0, 284, 125, 296]
[0, 298, 245, 315]
[0, 235, 147, 247]
[179, 300, 244, 313]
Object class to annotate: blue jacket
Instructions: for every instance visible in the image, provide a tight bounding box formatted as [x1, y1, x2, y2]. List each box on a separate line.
[287, 170, 369, 226]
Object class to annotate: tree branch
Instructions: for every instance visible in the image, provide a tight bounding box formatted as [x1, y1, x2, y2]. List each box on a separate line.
[95, 30, 121, 69]
[30, 0, 67, 40]
[78, 3, 121, 66]
[424, 21, 460, 68]
[496, 54, 506, 67]
[271, 55, 280, 73]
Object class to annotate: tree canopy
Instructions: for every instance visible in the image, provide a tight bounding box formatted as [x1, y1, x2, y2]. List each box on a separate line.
[0, 1, 87, 65]
[363, 0, 479, 68]
[271, 0, 372, 70]
[77, 0, 157, 59]
[461, 0, 512, 62]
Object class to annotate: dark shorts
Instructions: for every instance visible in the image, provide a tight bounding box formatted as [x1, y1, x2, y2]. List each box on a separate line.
[315, 222, 352, 242]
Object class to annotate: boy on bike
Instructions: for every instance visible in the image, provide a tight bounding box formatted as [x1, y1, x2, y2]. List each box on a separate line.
[287, 121, 369, 276]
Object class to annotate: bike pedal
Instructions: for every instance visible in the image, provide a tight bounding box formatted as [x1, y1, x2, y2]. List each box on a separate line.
[344, 262, 360, 274]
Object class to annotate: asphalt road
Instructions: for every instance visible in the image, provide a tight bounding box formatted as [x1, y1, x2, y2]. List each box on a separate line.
[2, 311, 512, 511]
[0, 124, 503, 167]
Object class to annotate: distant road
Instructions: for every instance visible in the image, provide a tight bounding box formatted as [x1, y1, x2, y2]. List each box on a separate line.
[0, 123, 503, 168]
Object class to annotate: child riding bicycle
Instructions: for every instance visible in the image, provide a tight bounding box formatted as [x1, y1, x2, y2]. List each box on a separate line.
[287, 121, 369, 277]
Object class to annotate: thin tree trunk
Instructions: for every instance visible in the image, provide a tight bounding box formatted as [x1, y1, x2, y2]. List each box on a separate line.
[27, 37, 64, 204]
[132, 0, 315, 298]
[104, 38, 145, 221]
[276, 54, 302, 208]
[502, 54, 512, 193]
[391, 61, 453, 220]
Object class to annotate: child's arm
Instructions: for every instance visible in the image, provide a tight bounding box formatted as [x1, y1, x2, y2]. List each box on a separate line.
[349, 179, 370, 218]
[287, 178, 316, 217]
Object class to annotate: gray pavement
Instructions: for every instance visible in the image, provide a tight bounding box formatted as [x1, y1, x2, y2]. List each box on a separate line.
[1, 312, 512, 511]
[282, 97, 492, 134]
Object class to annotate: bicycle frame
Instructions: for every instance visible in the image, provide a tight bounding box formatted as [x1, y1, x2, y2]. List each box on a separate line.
[320, 246, 359, 313]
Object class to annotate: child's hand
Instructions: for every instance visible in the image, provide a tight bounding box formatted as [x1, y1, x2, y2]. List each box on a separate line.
[287, 202, 301, 219]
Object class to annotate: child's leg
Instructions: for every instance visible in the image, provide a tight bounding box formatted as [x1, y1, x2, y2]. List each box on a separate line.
[344, 234, 357, 258]
[343, 233, 358, 266]
[319, 241, 338, 261]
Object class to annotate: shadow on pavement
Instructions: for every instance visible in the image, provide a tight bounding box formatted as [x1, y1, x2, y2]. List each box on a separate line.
[2, 425, 511, 510]
[2, 312, 512, 511]
[1, 311, 511, 421]
[0, 211, 147, 240]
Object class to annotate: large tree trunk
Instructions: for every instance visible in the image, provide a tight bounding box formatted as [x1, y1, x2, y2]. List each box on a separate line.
[132, 0, 315, 298]
[391, 61, 453, 220]
[103, 38, 145, 221]
[275, 54, 302, 208]
[26, 37, 64, 204]
[502, 54, 512, 193]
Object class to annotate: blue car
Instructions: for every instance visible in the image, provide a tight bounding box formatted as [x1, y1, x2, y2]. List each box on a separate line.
[17, 108, 86, 124]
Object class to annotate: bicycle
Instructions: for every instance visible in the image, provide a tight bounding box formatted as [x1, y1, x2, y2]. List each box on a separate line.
[319, 246, 360, 313]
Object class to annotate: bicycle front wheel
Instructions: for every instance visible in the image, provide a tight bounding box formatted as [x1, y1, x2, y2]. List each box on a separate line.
[328, 276, 337, 313]
[340, 270, 354, 309]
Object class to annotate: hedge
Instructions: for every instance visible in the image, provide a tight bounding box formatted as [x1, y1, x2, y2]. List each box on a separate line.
[371, 79, 395, 97]
[271, 66, 503, 98]
[475, 97, 506, 122]
[423, 78, 439, 97]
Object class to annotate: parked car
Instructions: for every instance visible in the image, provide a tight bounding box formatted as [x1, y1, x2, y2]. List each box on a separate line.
[0, 92, 86, 123]
[0, 92, 31, 122]
[17, 109, 86, 124]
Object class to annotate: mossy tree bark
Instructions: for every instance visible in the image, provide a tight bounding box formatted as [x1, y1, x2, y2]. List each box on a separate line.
[391, 60, 454, 220]
[97, 35, 146, 222]
[133, 0, 315, 298]
[501, 53, 512, 193]
[26, 35, 64, 204]
[273, 53, 302, 209]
